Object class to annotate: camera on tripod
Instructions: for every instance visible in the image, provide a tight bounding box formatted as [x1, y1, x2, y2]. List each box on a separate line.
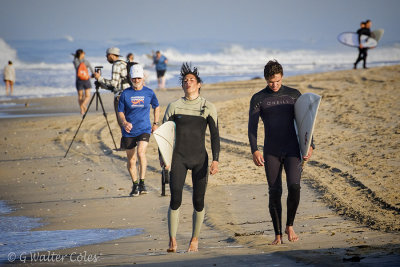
[94, 66, 103, 89]
[95, 66, 103, 75]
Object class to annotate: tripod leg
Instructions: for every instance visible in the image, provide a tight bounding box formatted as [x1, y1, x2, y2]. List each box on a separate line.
[64, 92, 96, 158]
[97, 91, 118, 150]
[96, 91, 99, 111]
[161, 168, 166, 196]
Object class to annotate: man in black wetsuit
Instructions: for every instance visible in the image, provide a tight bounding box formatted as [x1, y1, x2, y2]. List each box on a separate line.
[354, 20, 372, 69]
[248, 60, 314, 245]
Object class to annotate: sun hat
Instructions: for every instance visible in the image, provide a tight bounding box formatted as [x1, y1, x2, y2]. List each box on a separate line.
[130, 64, 144, 78]
[106, 47, 120, 56]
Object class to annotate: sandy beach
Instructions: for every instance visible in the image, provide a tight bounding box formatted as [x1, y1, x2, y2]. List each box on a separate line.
[1, 65, 400, 266]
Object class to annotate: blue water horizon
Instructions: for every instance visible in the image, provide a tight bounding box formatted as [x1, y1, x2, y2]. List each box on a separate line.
[1, 37, 400, 100]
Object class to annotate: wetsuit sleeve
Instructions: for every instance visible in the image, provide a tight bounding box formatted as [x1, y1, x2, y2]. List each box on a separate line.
[248, 95, 261, 154]
[357, 28, 362, 43]
[207, 103, 220, 162]
[162, 102, 175, 123]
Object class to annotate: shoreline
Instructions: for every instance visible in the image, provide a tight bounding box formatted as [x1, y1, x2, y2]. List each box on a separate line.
[1, 65, 399, 266]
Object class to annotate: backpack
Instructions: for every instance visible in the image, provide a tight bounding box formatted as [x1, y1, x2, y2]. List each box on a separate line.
[126, 61, 138, 76]
[123, 61, 138, 87]
[77, 62, 90, 80]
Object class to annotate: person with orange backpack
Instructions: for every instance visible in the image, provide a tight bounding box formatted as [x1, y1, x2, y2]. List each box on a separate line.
[73, 49, 94, 115]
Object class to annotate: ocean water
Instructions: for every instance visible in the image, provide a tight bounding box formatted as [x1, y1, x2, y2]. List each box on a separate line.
[0, 37, 400, 100]
[0, 201, 143, 263]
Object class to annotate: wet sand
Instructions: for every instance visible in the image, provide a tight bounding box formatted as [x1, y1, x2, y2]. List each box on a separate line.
[0, 65, 399, 266]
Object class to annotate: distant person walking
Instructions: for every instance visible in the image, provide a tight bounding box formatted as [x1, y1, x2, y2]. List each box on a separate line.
[354, 20, 372, 69]
[248, 60, 314, 245]
[3, 61, 15, 96]
[152, 51, 168, 89]
[118, 64, 160, 197]
[73, 49, 94, 115]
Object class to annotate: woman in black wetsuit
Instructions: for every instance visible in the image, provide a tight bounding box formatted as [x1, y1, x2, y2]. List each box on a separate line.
[161, 63, 220, 252]
[248, 60, 314, 245]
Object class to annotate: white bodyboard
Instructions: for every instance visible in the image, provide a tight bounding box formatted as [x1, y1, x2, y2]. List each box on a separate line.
[294, 93, 321, 158]
[153, 121, 176, 167]
[337, 32, 378, 48]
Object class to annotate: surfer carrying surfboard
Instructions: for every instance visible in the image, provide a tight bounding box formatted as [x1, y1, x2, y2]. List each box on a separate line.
[248, 60, 314, 245]
[161, 63, 220, 252]
[118, 64, 160, 197]
[354, 20, 372, 69]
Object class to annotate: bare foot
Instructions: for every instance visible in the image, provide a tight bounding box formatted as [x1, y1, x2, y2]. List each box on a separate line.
[167, 237, 177, 253]
[81, 105, 87, 115]
[285, 226, 299, 242]
[188, 237, 198, 252]
[270, 235, 283, 245]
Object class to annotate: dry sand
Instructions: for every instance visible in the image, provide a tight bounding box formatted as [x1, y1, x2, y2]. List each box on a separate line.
[0, 65, 399, 266]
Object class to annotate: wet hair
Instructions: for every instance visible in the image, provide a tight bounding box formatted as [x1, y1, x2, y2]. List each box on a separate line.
[74, 49, 84, 59]
[264, 60, 283, 80]
[180, 62, 203, 87]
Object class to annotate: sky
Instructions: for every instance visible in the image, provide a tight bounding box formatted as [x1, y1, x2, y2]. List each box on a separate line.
[0, 0, 399, 45]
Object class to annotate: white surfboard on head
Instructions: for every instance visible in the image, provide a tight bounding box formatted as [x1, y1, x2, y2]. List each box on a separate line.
[337, 32, 377, 48]
[153, 121, 176, 167]
[294, 93, 321, 158]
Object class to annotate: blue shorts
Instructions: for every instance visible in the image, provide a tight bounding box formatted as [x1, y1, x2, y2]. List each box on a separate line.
[76, 79, 92, 91]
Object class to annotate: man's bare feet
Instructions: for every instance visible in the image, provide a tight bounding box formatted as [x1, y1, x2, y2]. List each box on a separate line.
[188, 237, 199, 252]
[270, 235, 283, 245]
[167, 237, 177, 253]
[285, 226, 299, 242]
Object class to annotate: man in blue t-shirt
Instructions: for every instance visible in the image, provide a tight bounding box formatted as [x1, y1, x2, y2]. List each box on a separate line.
[118, 64, 160, 196]
[152, 50, 168, 90]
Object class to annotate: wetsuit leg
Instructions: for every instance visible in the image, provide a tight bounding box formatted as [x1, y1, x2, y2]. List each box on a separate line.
[192, 154, 209, 212]
[169, 156, 188, 210]
[354, 48, 363, 68]
[168, 156, 188, 238]
[192, 209, 205, 238]
[191, 154, 209, 238]
[264, 154, 283, 236]
[168, 207, 180, 238]
[362, 48, 368, 68]
[283, 157, 302, 227]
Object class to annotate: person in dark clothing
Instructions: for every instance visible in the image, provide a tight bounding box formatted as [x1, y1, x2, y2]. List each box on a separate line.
[161, 63, 220, 253]
[354, 20, 372, 69]
[248, 60, 314, 245]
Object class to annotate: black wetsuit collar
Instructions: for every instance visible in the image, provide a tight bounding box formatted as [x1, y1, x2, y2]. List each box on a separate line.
[265, 85, 286, 95]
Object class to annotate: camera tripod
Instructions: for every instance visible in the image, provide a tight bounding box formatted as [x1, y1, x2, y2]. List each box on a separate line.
[64, 80, 118, 158]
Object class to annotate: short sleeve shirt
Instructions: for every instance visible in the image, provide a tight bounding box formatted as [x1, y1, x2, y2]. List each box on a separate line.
[118, 86, 159, 137]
